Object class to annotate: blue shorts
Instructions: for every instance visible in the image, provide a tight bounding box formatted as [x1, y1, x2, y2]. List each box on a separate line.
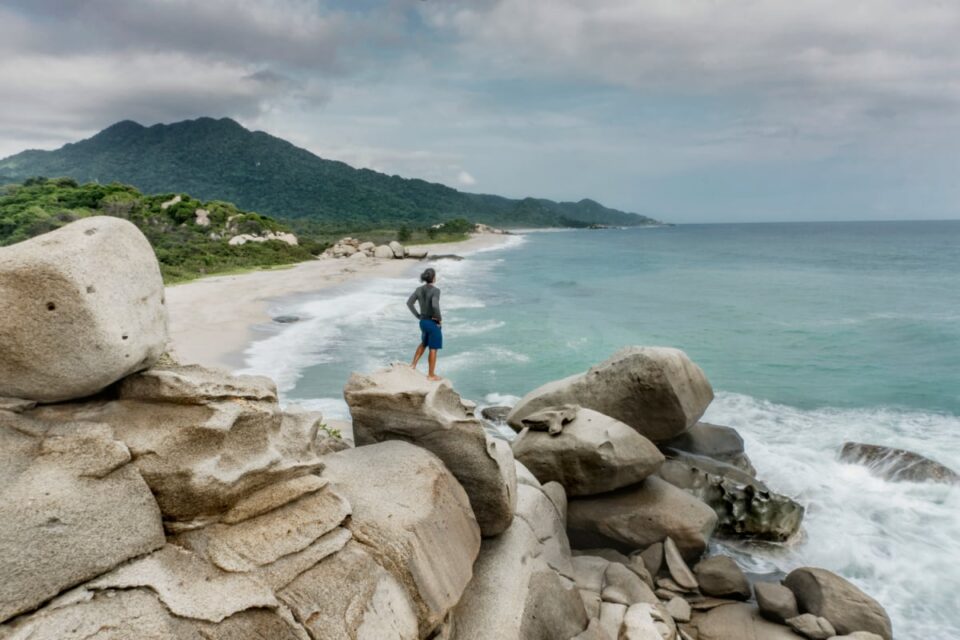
[419, 318, 443, 349]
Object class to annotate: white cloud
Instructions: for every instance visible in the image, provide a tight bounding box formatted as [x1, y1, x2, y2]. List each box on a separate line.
[457, 170, 477, 186]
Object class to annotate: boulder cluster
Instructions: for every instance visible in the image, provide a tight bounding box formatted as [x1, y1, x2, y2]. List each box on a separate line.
[0, 217, 894, 640]
[322, 237, 428, 261]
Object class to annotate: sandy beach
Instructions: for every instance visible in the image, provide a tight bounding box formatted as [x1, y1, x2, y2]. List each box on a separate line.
[165, 233, 513, 370]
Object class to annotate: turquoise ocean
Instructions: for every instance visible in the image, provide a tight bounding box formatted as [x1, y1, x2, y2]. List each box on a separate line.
[241, 222, 960, 639]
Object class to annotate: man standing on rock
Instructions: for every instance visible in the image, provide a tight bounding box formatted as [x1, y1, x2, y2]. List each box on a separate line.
[407, 268, 443, 381]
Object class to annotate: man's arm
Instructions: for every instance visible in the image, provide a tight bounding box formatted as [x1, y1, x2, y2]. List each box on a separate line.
[406, 290, 421, 319]
[431, 288, 442, 323]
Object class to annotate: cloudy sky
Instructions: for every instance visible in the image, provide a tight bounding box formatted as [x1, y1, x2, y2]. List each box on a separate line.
[2, 0, 959, 222]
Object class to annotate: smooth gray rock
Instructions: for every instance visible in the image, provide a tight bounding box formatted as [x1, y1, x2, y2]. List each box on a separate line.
[571, 548, 654, 588]
[118, 365, 278, 404]
[694, 556, 751, 600]
[0, 216, 168, 402]
[344, 365, 517, 536]
[507, 346, 714, 443]
[827, 633, 884, 640]
[661, 422, 756, 475]
[690, 603, 806, 640]
[389, 240, 405, 258]
[0, 417, 166, 624]
[657, 453, 804, 541]
[666, 596, 692, 623]
[784, 568, 892, 640]
[755, 582, 799, 623]
[636, 542, 664, 578]
[567, 476, 718, 561]
[840, 442, 958, 484]
[322, 442, 481, 636]
[664, 537, 699, 590]
[374, 245, 395, 259]
[786, 614, 836, 639]
[511, 408, 664, 495]
[481, 405, 512, 423]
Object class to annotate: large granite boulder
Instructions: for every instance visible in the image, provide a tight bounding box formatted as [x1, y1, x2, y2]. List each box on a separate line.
[656, 453, 804, 541]
[0, 415, 165, 624]
[784, 568, 892, 640]
[754, 582, 799, 623]
[507, 347, 714, 443]
[25, 365, 328, 527]
[322, 442, 481, 636]
[689, 603, 804, 639]
[839, 442, 958, 484]
[511, 408, 664, 495]
[118, 365, 278, 404]
[567, 476, 718, 561]
[661, 422, 756, 475]
[344, 365, 517, 536]
[452, 481, 588, 639]
[0, 216, 168, 402]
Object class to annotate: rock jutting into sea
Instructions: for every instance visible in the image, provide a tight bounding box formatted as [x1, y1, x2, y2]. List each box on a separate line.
[0, 217, 895, 640]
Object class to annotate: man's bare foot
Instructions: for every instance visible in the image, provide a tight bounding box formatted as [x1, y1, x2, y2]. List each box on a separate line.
[427, 374, 442, 381]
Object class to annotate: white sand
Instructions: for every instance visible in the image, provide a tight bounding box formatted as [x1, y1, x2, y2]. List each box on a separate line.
[165, 233, 512, 370]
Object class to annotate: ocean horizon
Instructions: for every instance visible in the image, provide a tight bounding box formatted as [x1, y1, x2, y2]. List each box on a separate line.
[241, 220, 960, 638]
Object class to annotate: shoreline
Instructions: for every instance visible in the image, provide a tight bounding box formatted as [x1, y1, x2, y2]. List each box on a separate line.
[165, 232, 515, 370]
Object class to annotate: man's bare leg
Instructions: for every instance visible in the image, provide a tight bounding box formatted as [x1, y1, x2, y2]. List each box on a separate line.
[411, 343, 426, 368]
[427, 349, 441, 381]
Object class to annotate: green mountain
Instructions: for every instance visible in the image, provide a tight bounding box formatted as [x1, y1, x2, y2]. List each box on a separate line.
[0, 117, 657, 229]
[0, 177, 320, 283]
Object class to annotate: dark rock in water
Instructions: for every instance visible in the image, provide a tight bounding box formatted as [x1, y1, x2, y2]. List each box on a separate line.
[272, 315, 300, 324]
[784, 567, 892, 640]
[839, 442, 959, 484]
[480, 405, 512, 423]
[661, 422, 756, 475]
[428, 254, 465, 261]
[656, 452, 804, 542]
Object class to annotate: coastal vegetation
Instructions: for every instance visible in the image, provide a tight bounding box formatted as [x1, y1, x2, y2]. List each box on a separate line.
[0, 177, 319, 283]
[0, 117, 659, 229]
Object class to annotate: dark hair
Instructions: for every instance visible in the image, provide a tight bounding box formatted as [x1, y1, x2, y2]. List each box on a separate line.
[420, 268, 436, 284]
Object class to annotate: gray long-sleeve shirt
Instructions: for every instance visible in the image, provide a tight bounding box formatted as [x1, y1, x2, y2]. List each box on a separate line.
[407, 284, 442, 322]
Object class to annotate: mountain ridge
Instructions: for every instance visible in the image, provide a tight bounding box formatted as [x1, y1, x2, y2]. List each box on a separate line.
[0, 117, 658, 229]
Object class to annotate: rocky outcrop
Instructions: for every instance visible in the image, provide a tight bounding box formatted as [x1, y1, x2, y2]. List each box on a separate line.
[656, 452, 803, 541]
[228, 231, 298, 246]
[27, 371, 330, 527]
[567, 476, 718, 561]
[507, 347, 714, 442]
[323, 236, 427, 260]
[511, 407, 664, 495]
[839, 441, 958, 484]
[344, 365, 517, 536]
[784, 568, 892, 640]
[322, 442, 481, 636]
[661, 422, 756, 475]
[0, 416, 165, 623]
[0, 216, 168, 402]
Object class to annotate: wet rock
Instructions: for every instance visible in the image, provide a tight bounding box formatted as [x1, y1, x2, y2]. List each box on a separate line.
[428, 254, 464, 261]
[784, 568, 892, 640]
[839, 442, 958, 484]
[693, 556, 750, 600]
[0, 216, 168, 402]
[344, 365, 517, 536]
[754, 582, 799, 623]
[272, 315, 300, 324]
[656, 453, 803, 541]
[514, 404, 581, 434]
[511, 408, 664, 495]
[0, 417, 165, 624]
[481, 405, 512, 423]
[568, 476, 717, 561]
[507, 346, 714, 443]
[661, 422, 756, 475]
